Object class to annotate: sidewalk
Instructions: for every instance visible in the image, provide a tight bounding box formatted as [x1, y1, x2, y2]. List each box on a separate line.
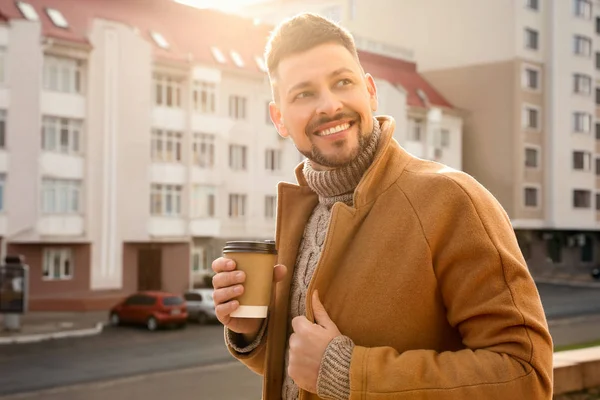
[533, 271, 600, 289]
[0, 311, 107, 345]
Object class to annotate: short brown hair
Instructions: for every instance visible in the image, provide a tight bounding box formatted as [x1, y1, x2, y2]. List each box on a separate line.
[265, 13, 359, 78]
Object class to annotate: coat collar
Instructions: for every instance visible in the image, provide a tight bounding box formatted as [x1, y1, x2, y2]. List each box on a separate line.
[291, 115, 411, 208]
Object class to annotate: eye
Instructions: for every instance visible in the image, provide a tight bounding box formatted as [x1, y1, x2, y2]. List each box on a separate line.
[294, 91, 312, 100]
[336, 78, 352, 87]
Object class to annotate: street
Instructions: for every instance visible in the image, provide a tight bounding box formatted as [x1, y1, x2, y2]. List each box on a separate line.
[1, 282, 600, 399]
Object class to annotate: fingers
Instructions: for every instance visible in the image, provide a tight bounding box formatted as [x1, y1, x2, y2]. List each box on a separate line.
[212, 269, 245, 290]
[273, 264, 287, 282]
[215, 299, 239, 325]
[212, 257, 236, 274]
[291, 315, 311, 334]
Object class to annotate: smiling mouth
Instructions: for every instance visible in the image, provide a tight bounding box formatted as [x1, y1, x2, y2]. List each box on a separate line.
[315, 121, 354, 137]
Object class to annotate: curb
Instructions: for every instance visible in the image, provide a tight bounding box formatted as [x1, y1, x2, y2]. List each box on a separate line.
[0, 322, 104, 345]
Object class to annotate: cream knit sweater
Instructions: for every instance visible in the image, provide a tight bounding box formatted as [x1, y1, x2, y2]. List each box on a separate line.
[228, 119, 381, 400]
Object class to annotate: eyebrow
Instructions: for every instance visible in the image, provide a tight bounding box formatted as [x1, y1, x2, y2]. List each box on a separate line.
[286, 67, 355, 97]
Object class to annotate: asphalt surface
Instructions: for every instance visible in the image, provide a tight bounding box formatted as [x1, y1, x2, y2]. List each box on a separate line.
[1, 282, 600, 397]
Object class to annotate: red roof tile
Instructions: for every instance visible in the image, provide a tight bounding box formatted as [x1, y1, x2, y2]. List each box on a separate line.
[359, 51, 453, 109]
[0, 0, 453, 110]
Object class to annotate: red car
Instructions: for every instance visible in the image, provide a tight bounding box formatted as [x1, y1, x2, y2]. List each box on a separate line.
[109, 291, 187, 331]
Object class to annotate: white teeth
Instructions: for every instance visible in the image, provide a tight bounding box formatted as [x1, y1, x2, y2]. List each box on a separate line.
[317, 123, 351, 136]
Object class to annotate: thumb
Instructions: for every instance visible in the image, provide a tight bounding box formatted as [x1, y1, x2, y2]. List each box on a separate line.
[312, 290, 337, 331]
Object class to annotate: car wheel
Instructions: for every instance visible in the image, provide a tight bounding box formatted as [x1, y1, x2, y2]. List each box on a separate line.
[177, 322, 187, 329]
[109, 313, 120, 327]
[146, 316, 158, 331]
[197, 312, 208, 325]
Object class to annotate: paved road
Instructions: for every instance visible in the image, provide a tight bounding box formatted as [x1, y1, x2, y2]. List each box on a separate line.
[0, 323, 232, 396]
[1, 282, 600, 397]
[537, 282, 600, 319]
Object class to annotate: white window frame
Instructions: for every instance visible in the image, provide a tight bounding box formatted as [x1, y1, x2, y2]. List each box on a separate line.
[573, 112, 592, 133]
[0, 109, 7, 149]
[46, 8, 68, 28]
[0, 174, 6, 212]
[42, 248, 73, 281]
[192, 133, 215, 168]
[595, 157, 600, 176]
[265, 149, 282, 172]
[596, 192, 600, 211]
[42, 116, 83, 155]
[524, 28, 539, 50]
[230, 51, 245, 68]
[151, 129, 183, 163]
[407, 118, 423, 142]
[524, 145, 541, 169]
[229, 144, 247, 171]
[192, 185, 216, 218]
[265, 195, 277, 219]
[573, 73, 592, 95]
[229, 194, 246, 218]
[43, 55, 82, 94]
[522, 104, 541, 131]
[573, 189, 592, 209]
[229, 95, 247, 120]
[41, 178, 81, 214]
[0, 46, 7, 85]
[523, 184, 541, 209]
[574, 0, 592, 19]
[573, 35, 592, 57]
[16, 1, 39, 21]
[522, 64, 541, 91]
[573, 150, 592, 171]
[150, 184, 182, 217]
[192, 81, 217, 114]
[153, 74, 183, 108]
[191, 247, 209, 274]
[150, 31, 169, 49]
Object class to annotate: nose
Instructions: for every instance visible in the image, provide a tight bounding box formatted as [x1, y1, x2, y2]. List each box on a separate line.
[315, 89, 343, 117]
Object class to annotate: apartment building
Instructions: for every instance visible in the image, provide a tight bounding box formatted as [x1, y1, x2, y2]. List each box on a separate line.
[287, 0, 600, 273]
[0, 0, 461, 311]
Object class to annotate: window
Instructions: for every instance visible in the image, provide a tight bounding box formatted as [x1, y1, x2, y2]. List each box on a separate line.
[151, 129, 182, 162]
[0, 47, 7, 84]
[522, 66, 540, 90]
[0, 110, 6, 149]
[192, 133, 215, 168]
[523, 106, 540, 129]
[573, 73, 592, 94]
[525, 147, 539, 168]
[596, 157, 600, 175]
[229, 194, 246, 218]
[574, 0, 592, 19]
[265, 195, 277, 219]
[42, 248, 72, 280]
[191, 247, 209, 273]
[16, 1, 38, 21]
[210, 46, 227, 64]
[440, 129, 450, 147]
[265, 149, 282, 172]
[407, 118, 423, 141]
[574, 35, 592, 56]
[526, 0, 539, 10]
[229, 144, 247, 170]
[42, 117, 82, 155]
[41, 179, 81, 214]
[524, 187, 539, 207]
[597, 123, 600, 139]
[46, 8, 68, 28]
[596, 88, 600, 105]
[255, 56, 267, 73]
[43, 56, 82, 94]
[597, 193, 600, 211]
[574, 189, 591, 208]
[0, 174, 5, 212]
[192, 81, 216, 114]
[192, 185, 216, 218]
[230, 51, 245, 68]
[150, 31, 169, 49]
[154, 74, 182, 108]
[573, 112, 592, 133]
[573, 151, 592, 170]
[150, 184, 182, 216]
[596, 53, 600, 69]
[524, 28, 539, 50]
[229, 95, 246, 119]
[597, 17, 600, 34]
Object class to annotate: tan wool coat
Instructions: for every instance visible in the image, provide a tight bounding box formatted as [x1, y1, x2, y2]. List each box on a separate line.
[227, 116, 554, 400]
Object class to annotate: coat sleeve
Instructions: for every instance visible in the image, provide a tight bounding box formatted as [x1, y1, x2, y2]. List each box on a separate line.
[348, 172, 554, 399]
[224, 320, 268, 376]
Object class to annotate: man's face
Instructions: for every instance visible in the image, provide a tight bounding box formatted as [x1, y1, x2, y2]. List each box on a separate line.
[269, 43, 378, 170]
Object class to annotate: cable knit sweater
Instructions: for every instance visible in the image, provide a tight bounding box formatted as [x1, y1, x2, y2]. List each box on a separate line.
[228, 119, 381, 400]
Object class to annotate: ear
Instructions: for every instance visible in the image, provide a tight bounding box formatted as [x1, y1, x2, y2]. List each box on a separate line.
[365, 73, 378, 112]
[269, 101, 289, 138]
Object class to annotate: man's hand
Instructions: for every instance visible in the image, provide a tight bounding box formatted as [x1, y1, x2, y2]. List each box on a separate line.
[288, 290, 342, 393]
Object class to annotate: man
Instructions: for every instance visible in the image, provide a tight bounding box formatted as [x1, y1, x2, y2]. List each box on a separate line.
[212, 13, 553, 400]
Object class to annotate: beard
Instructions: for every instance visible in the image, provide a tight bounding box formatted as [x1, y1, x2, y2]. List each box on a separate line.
[299, 112, 372, 169]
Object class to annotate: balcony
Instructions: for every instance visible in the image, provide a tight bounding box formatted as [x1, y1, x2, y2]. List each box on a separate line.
[148, 217, 186, 237]
[40, 153, 84, 179]
[149, 164, 186, 185]
[0, 150, 9, 173]
[189, 218, 221, 237]
[41, 92, 86, 119]
[37, 215, 84, 236]
[191, 114, 234, 137]
[152, 107, 186, 131]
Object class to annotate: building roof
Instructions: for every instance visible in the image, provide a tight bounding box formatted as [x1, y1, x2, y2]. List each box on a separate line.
[0, 0, 453, 109]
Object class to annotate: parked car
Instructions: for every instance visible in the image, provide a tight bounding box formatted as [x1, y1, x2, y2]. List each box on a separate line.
[109, 291, 187, 331]
[183, 289, 217, 324]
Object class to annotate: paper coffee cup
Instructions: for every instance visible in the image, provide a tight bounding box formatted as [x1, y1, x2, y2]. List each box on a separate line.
[223, 240, 277, 318]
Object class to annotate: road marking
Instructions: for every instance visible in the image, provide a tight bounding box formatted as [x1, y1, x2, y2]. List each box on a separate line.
[0, 360, 241, 399]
